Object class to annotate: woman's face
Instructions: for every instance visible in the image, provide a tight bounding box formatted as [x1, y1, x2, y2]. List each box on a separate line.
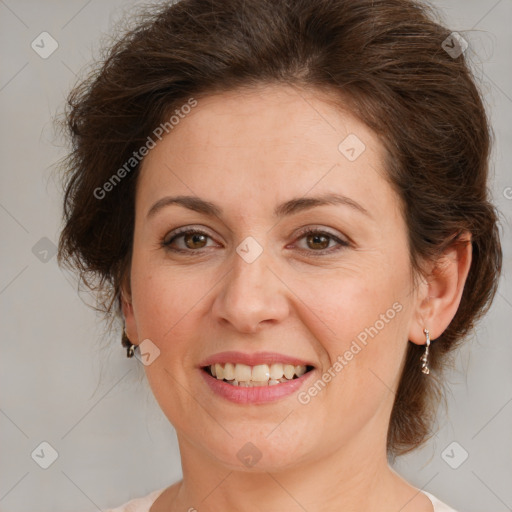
[123, 84, 426, 471]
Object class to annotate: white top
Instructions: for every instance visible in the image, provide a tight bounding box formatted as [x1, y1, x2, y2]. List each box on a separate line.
[104, 488, 459, 511]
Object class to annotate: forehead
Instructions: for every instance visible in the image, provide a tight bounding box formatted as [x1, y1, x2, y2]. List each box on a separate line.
[135, 84, 395, 221]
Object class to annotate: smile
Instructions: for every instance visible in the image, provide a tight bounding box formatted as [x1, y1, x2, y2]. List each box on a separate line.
[204, 362, 314, 386]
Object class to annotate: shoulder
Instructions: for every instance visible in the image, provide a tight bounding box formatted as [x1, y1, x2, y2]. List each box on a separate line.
[103, 488, 166, 512]
[422, 490, 460, 512]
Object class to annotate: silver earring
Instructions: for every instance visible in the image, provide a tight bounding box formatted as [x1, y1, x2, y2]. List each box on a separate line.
[121, 327, 137, 358]
[420, 328, 431, 374]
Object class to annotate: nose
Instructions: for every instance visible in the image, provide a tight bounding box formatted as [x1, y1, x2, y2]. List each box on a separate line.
[211, 241, 290, 334]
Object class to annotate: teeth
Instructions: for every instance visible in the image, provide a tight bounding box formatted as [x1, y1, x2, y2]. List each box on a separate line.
[252, 364, 270, 381]
[208, 362, 309, 385]
[234, 363, 252, 382]
[269, 363, 284, 380]
[251, 380, 269, 386]
[223, 362, 235, 380]
[296, 365, 307, 377]
[284, 364, 295, 379]
[233, 380, 269, 388]
[215, 363, 224, 380]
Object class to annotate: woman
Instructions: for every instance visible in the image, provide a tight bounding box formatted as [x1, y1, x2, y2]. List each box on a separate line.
[57, 0, 503, 510]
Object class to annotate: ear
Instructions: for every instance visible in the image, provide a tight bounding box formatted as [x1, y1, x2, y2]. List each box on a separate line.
[120, 274, 139, 346]
[409, 231, 472, 345]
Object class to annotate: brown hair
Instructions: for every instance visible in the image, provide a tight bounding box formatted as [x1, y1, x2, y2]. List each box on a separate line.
[57, 0, 503, 456]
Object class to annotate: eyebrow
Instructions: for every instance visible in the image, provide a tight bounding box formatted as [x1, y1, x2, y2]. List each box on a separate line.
[146, 192, 371, 220]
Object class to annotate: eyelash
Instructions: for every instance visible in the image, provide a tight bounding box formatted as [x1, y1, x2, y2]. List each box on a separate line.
[161, 226, 349, 256]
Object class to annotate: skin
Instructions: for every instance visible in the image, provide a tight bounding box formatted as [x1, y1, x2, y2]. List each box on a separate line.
[121, 84, 472, 512]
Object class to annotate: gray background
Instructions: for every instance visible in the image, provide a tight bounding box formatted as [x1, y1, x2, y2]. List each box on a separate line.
[0, 1, 511, 511]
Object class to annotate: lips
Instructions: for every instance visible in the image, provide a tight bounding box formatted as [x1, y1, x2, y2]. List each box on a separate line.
[198, 351, 316, 368]
[200, 363, 316, 404]
[197, 351, 317, 403]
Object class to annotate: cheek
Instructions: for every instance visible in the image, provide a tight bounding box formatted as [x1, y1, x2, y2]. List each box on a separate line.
[130, 257, 215, 355]
[296, 255, 409, 348]
[291, 251, 411, 401]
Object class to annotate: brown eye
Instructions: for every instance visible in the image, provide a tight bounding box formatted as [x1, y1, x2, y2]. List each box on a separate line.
[162, 228, 215, 252]
[294, 228, 349, 255]
[305, 233, 330, 250]
[182, 232, 208, 249]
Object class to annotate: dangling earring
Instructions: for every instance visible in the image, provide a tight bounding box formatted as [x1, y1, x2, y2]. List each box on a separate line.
[121, 327, 136, 358]
[420, 328, 431, 374]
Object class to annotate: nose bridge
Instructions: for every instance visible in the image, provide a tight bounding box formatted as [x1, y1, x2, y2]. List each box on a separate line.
[212, 235, 288, 332]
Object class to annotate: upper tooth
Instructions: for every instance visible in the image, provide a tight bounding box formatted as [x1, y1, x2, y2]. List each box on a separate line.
[283, 364, 295, 379]
[234, 363, 252, 382]
[210, 362, 308, 381]
[295, 365, 306, 377]
[251, 364, 270, 381]
[269, 363, 284, 380]
[215, 363, 224, 380]
[223, 362, 235, 380]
